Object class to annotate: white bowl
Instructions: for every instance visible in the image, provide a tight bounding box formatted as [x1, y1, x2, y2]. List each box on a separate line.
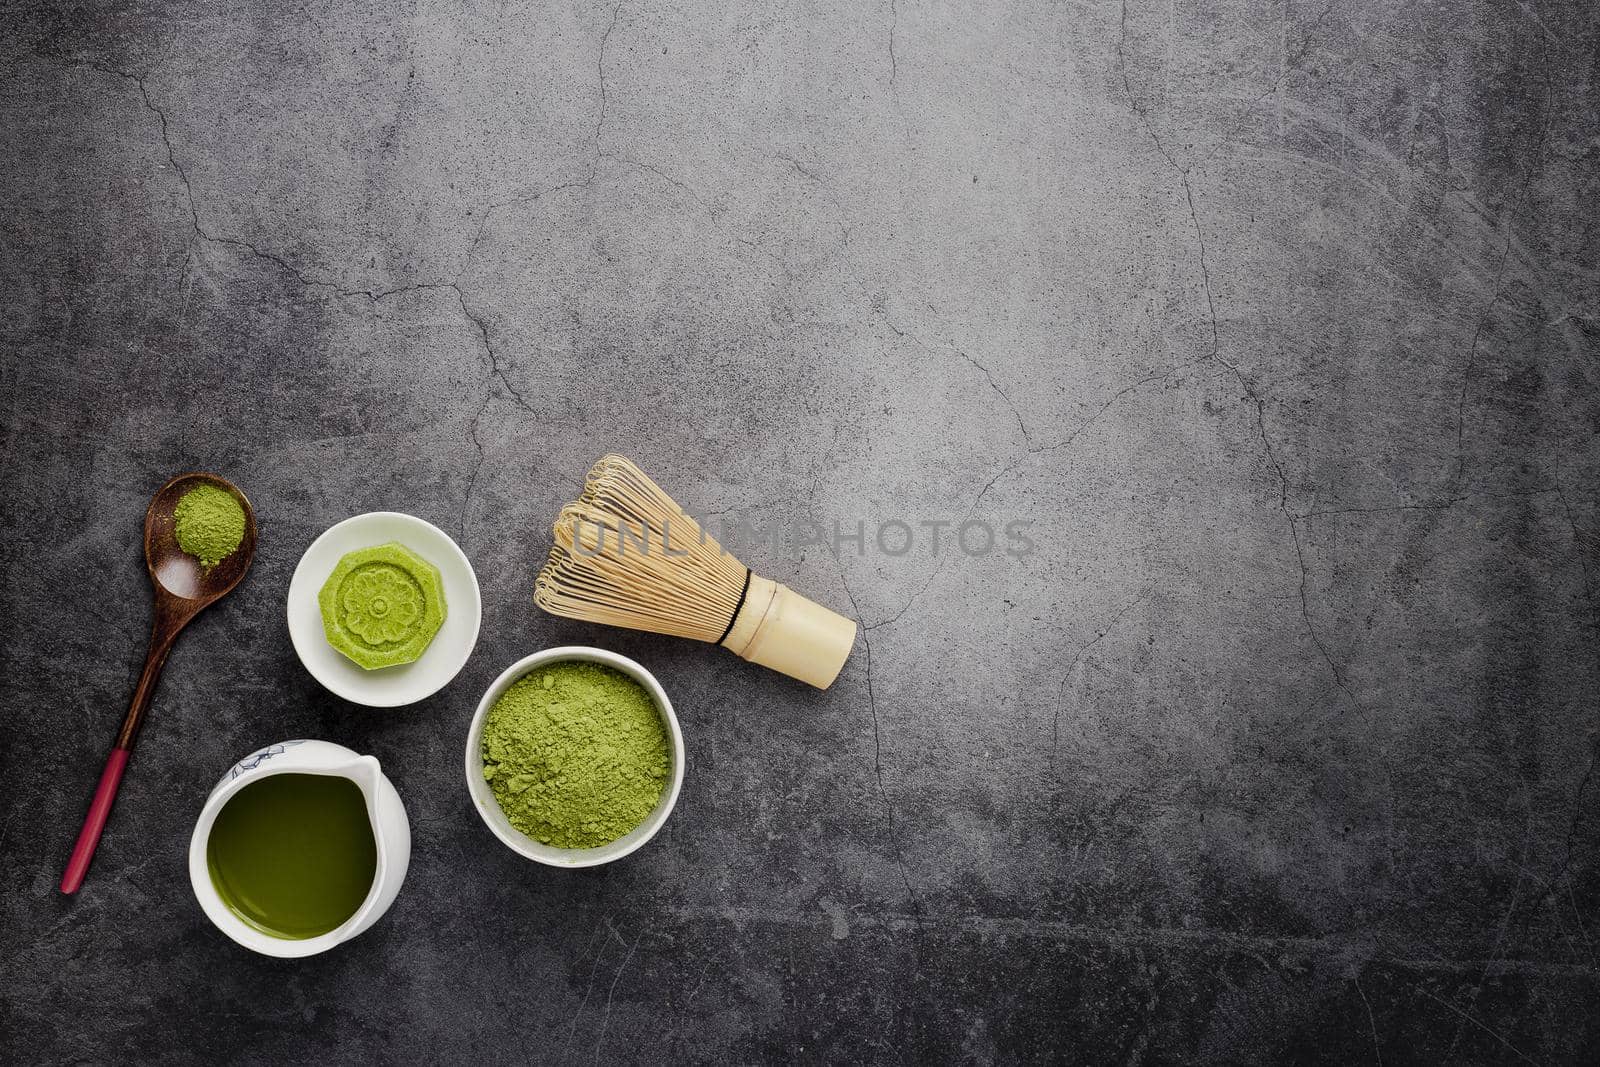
[464, 647, 685, 867]
[287, 512, 482, 707]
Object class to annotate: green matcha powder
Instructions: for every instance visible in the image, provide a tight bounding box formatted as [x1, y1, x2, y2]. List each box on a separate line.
[482, 662, 670, 849]
[174, 484, 245, 569]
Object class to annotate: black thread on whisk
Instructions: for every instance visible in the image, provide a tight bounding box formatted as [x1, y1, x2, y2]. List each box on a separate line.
[716, 567, 753, 646]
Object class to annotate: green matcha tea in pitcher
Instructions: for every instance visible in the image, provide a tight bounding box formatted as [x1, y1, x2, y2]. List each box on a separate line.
[205, 773, 377, 939]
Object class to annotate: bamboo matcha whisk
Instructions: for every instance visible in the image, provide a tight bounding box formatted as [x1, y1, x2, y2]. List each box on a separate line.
[535, 455, 858, 689]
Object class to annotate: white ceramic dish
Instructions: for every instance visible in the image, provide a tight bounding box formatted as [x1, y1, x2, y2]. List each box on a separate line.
[465, 647, 685, 867]
[188, 739, 410, 958]
[287, 512, 481, 707]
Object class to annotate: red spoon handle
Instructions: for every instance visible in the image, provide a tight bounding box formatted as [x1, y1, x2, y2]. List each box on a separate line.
[60, 618, 182, 895]
[60, 749, 132, 894]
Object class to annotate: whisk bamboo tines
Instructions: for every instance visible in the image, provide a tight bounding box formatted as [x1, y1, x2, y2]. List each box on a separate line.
[535, 455, 858, 689]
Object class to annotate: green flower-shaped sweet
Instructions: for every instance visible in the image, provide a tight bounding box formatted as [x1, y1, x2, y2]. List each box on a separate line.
[340, 564, 424, 645]
[318, 542, 447, 670]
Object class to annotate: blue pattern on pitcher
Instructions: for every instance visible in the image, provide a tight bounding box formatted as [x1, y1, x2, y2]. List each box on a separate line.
[220, 740, 308, 786]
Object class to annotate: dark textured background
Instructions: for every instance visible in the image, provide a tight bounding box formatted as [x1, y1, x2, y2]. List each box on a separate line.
[4, 0, 1599, 1063]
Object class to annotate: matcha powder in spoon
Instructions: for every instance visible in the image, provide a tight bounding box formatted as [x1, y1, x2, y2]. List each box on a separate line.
[482, 662, 670, 849]
[173, 484, 246, 569]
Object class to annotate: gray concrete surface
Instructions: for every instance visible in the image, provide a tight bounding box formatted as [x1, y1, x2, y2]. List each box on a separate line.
[3, 0, 1599, 1062]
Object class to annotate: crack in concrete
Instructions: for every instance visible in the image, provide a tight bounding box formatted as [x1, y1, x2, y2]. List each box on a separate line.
[1117, 3, 1361, 707]
[880, 315, 1035, 450]
[1116, 3, 1183, 171]
[449, 282, 532, 541]
[957, 346, 1034, 451]
[1288, 512, 1358, 704]
[450, 283, 534, 416]
[872, 310, 1194, 637]
[862, 356, 1195, 633]
[773, 152, 854, 248]
[605, 155, 781, 268]
[863, 457, 1019, 634]
[828, 551, 925, 959]
[460, 180, 594, 278]
[1452, 233, 1514, 492]
[79, 60, 463, 303]
[1551, 461, 1597, 611]
[1053, 359, 1204, 457]
[590, 3, 623, 178]
[1051, 589, 1150, 762]
[1195, 0, 1341, 170]
[1560, 743, 1598, 884]
[1447, 42, 1554, 505]
[886, 0, 899, 89]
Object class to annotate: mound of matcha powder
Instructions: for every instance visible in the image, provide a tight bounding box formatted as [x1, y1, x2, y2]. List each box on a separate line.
[173, 483, 245, 569]
[482, 661, 670, 849]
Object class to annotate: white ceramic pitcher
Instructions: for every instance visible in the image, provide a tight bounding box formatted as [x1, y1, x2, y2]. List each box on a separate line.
[188, 740, 410, 957]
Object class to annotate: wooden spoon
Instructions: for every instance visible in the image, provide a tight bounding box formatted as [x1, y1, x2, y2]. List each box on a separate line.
[60, 472, 258, 894]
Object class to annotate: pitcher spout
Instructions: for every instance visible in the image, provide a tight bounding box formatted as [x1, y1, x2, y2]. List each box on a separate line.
[340, 754, 384, 796]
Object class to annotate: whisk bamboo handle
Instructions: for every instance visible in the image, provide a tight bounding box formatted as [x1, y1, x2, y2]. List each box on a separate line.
[720, 574, 857, 689]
